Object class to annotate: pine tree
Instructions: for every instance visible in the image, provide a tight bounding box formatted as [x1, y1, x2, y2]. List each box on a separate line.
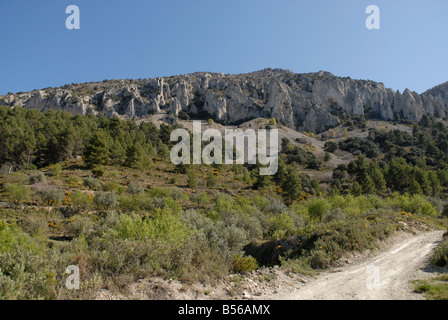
[351, 181, 362, 197]
[125, 143, 147, 169]
[253, 170, 272, 190]
[362, 175, 376, 195]
[273, 156, 288, 186]
[428, 171, 440, 196]
[413, 167, 431, 195]
[409, 180, 423, 195]
[83, 133, 109, 168]
[281, 166, 302, 205]
[369, 162, 386, 192]
[386, 158, 412, 190]
[109, 139, 126, 166]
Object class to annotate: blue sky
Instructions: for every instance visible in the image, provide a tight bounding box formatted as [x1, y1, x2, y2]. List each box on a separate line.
[1, 0, 447, 95]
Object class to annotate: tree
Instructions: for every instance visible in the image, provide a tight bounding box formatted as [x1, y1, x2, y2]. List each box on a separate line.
[273, 156, 288, 186]
[348, 155, 369, 182]
[311, 178, 322, 196]
[351, 181, 362, 197]
[428, 171, 440, 195]
[281, 166, 302, 205]
[125, 143, 148, 169]
[253, 170, 272, 190]
[109, 139, 126, 166]
[251, 162, 272, 190]
[409, 180, 423, 195]
[325, 140, 338, 153]
[157, 142, 170, 160]
[83, 133, 108, 168]
[281, 137, 290, 153]
[362, 175, 375, 195]
[413, 167, 431, 195]
[368, 162, 386, 192]
[385, 158, 412, 190]
[437, 169, 448, 187]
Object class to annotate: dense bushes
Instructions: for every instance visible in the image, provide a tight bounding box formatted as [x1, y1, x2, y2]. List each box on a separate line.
[339, 137, 379, 158]
[1, 107, 448, 299]
[0, 222, 60, 299]
[0, 181, 444, 299]
[4, 184, 31, 204]
[432, 234, 448, 267]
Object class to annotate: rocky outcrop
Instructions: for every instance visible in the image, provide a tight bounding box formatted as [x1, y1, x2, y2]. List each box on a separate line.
[1, 69, 447, 133]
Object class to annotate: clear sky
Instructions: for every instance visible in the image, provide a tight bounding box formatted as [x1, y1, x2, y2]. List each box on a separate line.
[1, 0, 447, 95]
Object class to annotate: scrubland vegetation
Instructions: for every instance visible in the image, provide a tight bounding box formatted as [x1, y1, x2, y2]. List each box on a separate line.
[0, 106, 447, 299]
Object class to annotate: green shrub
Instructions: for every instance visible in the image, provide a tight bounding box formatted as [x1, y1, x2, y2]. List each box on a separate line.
[264, 197, 287, 215]
[51, 163, 62, 177]
[191, 192, 212, 207]
[0, 222, 56, 299]
[91, 165, 105, 178]
[280, 257, 317, 276]
[102, 181, 120, 192]
[67, 215, 96, 237]
[213, 195, 236, 214]
[206, 174, 218, 187]
[94, 191, 118, 210]
[39, 188, 64, 206]
[308, 198, 330, 221]
[112, 209, 191, 244]
[0, 221, 39, 254]
[71, 191, 93, 211]
[4, 184, 31, 205]
[385, 194, 439, 217]
[127, 182, 144, 195]
[170, 187, 183, 200]
[309, 249, 333, 269]
[432, 236, 448, 267]
[83, 177, 101, 191]
[269, 213, 298, 240]
[7, 172, 29, 185]
[22, 216, 49, 237]
[231, 253, 258, 273]
[29, 172, 47, 184]
[119, 193, 153, 212]
[187, 170, 198, 188]
[148, 187, 172, 198]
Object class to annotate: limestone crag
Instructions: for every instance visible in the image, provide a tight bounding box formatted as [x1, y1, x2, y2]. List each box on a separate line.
[1, 69, 447, 133]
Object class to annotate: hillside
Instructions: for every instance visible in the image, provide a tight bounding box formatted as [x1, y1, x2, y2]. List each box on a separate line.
[0, 105, 447, 299]
[1, 69, 447, 133]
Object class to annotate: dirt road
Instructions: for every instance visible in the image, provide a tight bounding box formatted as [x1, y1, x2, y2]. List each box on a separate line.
[271, 231, 444, 300]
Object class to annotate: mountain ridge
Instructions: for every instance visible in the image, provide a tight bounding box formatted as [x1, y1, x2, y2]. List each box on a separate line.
[1, 69, 447, 133]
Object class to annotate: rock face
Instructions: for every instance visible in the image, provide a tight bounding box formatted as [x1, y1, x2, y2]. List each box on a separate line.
[1, 69, 447, 133]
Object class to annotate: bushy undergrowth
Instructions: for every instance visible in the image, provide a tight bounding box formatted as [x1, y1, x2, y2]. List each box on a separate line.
[0, 177, 445, 299]
[432, 233, 448, 267]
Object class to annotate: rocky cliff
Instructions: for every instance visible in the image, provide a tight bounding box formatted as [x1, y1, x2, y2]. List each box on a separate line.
[1, 69, 447, 133]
